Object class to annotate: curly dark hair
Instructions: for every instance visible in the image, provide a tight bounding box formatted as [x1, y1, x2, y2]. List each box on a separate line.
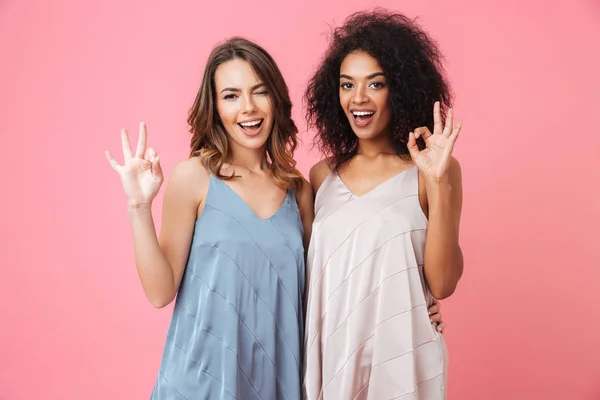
[304, 9, 453, 170]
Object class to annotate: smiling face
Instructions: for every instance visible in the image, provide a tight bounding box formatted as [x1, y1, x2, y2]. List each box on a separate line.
[214, 58, 274, 151]
[339, 51, 392, 140]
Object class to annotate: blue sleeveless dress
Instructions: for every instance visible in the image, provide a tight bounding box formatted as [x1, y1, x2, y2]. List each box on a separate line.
[151, 174, 305, 400]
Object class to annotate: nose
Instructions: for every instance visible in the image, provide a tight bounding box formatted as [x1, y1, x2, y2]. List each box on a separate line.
[351, 84, 368, 104]
[241, 93, 257, 114]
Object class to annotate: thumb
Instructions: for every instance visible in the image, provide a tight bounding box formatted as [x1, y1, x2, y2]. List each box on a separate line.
[152, 155, 163, 180]
[407, 131, 420, 161]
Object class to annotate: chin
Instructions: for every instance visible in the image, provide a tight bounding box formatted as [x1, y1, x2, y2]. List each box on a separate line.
[238, 134, 270, 150]
[352, 127, 381, 140]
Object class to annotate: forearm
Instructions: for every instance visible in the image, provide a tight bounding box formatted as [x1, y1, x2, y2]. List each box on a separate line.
[423, 180, 463, 299]
[128, 204, 176, 308]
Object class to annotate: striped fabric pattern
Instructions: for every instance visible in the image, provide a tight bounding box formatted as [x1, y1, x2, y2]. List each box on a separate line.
[303, 166, 447, 400]
[152, 174, 306, 400]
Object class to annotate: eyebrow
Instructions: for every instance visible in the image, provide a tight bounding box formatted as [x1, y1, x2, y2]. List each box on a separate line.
[220, 83, 267, 94]
[340, 72, 386, 80]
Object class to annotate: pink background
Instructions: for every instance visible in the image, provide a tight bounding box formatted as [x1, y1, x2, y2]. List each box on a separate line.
[1, 0, 599, 399]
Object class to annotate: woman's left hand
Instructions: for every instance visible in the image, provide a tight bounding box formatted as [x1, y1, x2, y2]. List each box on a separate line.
[407, 102, 462, 182]
[428, 298, 446, 334]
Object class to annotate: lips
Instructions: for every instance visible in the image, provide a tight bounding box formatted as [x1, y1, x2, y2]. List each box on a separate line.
[238, 119, 264, 137]
[351, 110, 375, 128]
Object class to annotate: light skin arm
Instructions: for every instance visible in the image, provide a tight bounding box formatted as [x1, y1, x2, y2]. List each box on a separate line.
[106, 123, 204, 308]
[130, 159, 204, 308]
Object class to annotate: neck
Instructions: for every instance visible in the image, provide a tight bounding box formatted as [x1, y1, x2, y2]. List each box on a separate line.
[227, 142, 268, 172]
[356, 131, 395, 159]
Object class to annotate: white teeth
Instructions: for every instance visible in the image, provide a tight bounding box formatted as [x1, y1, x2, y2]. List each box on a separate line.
[352, 111, 374, 117]
[240, 120, 262, 127]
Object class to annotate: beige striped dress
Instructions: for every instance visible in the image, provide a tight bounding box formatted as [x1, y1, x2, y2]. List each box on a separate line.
[303, 166, 448, 400]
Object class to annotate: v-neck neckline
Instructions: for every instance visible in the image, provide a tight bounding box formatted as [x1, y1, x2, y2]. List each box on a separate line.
[336, 166, 415, 198]
[213, 174, 290, 220]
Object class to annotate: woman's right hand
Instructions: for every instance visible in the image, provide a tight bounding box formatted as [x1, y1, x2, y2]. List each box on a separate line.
[105, 122, 164, 207]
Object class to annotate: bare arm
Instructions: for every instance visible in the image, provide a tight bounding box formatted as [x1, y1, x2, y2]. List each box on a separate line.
[129, 158, 205, 308]
[422, 156, 463, 299]
[105, 123, 205, 308]
[408, 103, 464, 300]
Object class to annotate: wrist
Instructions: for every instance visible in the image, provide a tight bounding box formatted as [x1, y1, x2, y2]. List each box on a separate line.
[425, 176, 451, 195]
[127, 201, 152, 213]
[426, 178, 452, 208]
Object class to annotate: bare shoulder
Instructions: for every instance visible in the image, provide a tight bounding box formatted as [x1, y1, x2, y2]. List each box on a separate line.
[446, 156, 463, 191]
[165, 156, 209, 201]
[171, 156, 209, 178]
[309, 157, 333, 193]
[449, 156, 462, 178]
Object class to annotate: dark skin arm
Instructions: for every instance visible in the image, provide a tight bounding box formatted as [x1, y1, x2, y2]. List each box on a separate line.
[409, 102, 464, 299]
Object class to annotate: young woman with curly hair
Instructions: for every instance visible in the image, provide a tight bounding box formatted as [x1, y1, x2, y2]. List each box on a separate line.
[303, 10, 464, 400]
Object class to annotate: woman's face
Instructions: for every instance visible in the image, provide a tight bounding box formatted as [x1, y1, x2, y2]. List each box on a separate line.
[339, 51, 392, 140]
[214, 59, 274, 151]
